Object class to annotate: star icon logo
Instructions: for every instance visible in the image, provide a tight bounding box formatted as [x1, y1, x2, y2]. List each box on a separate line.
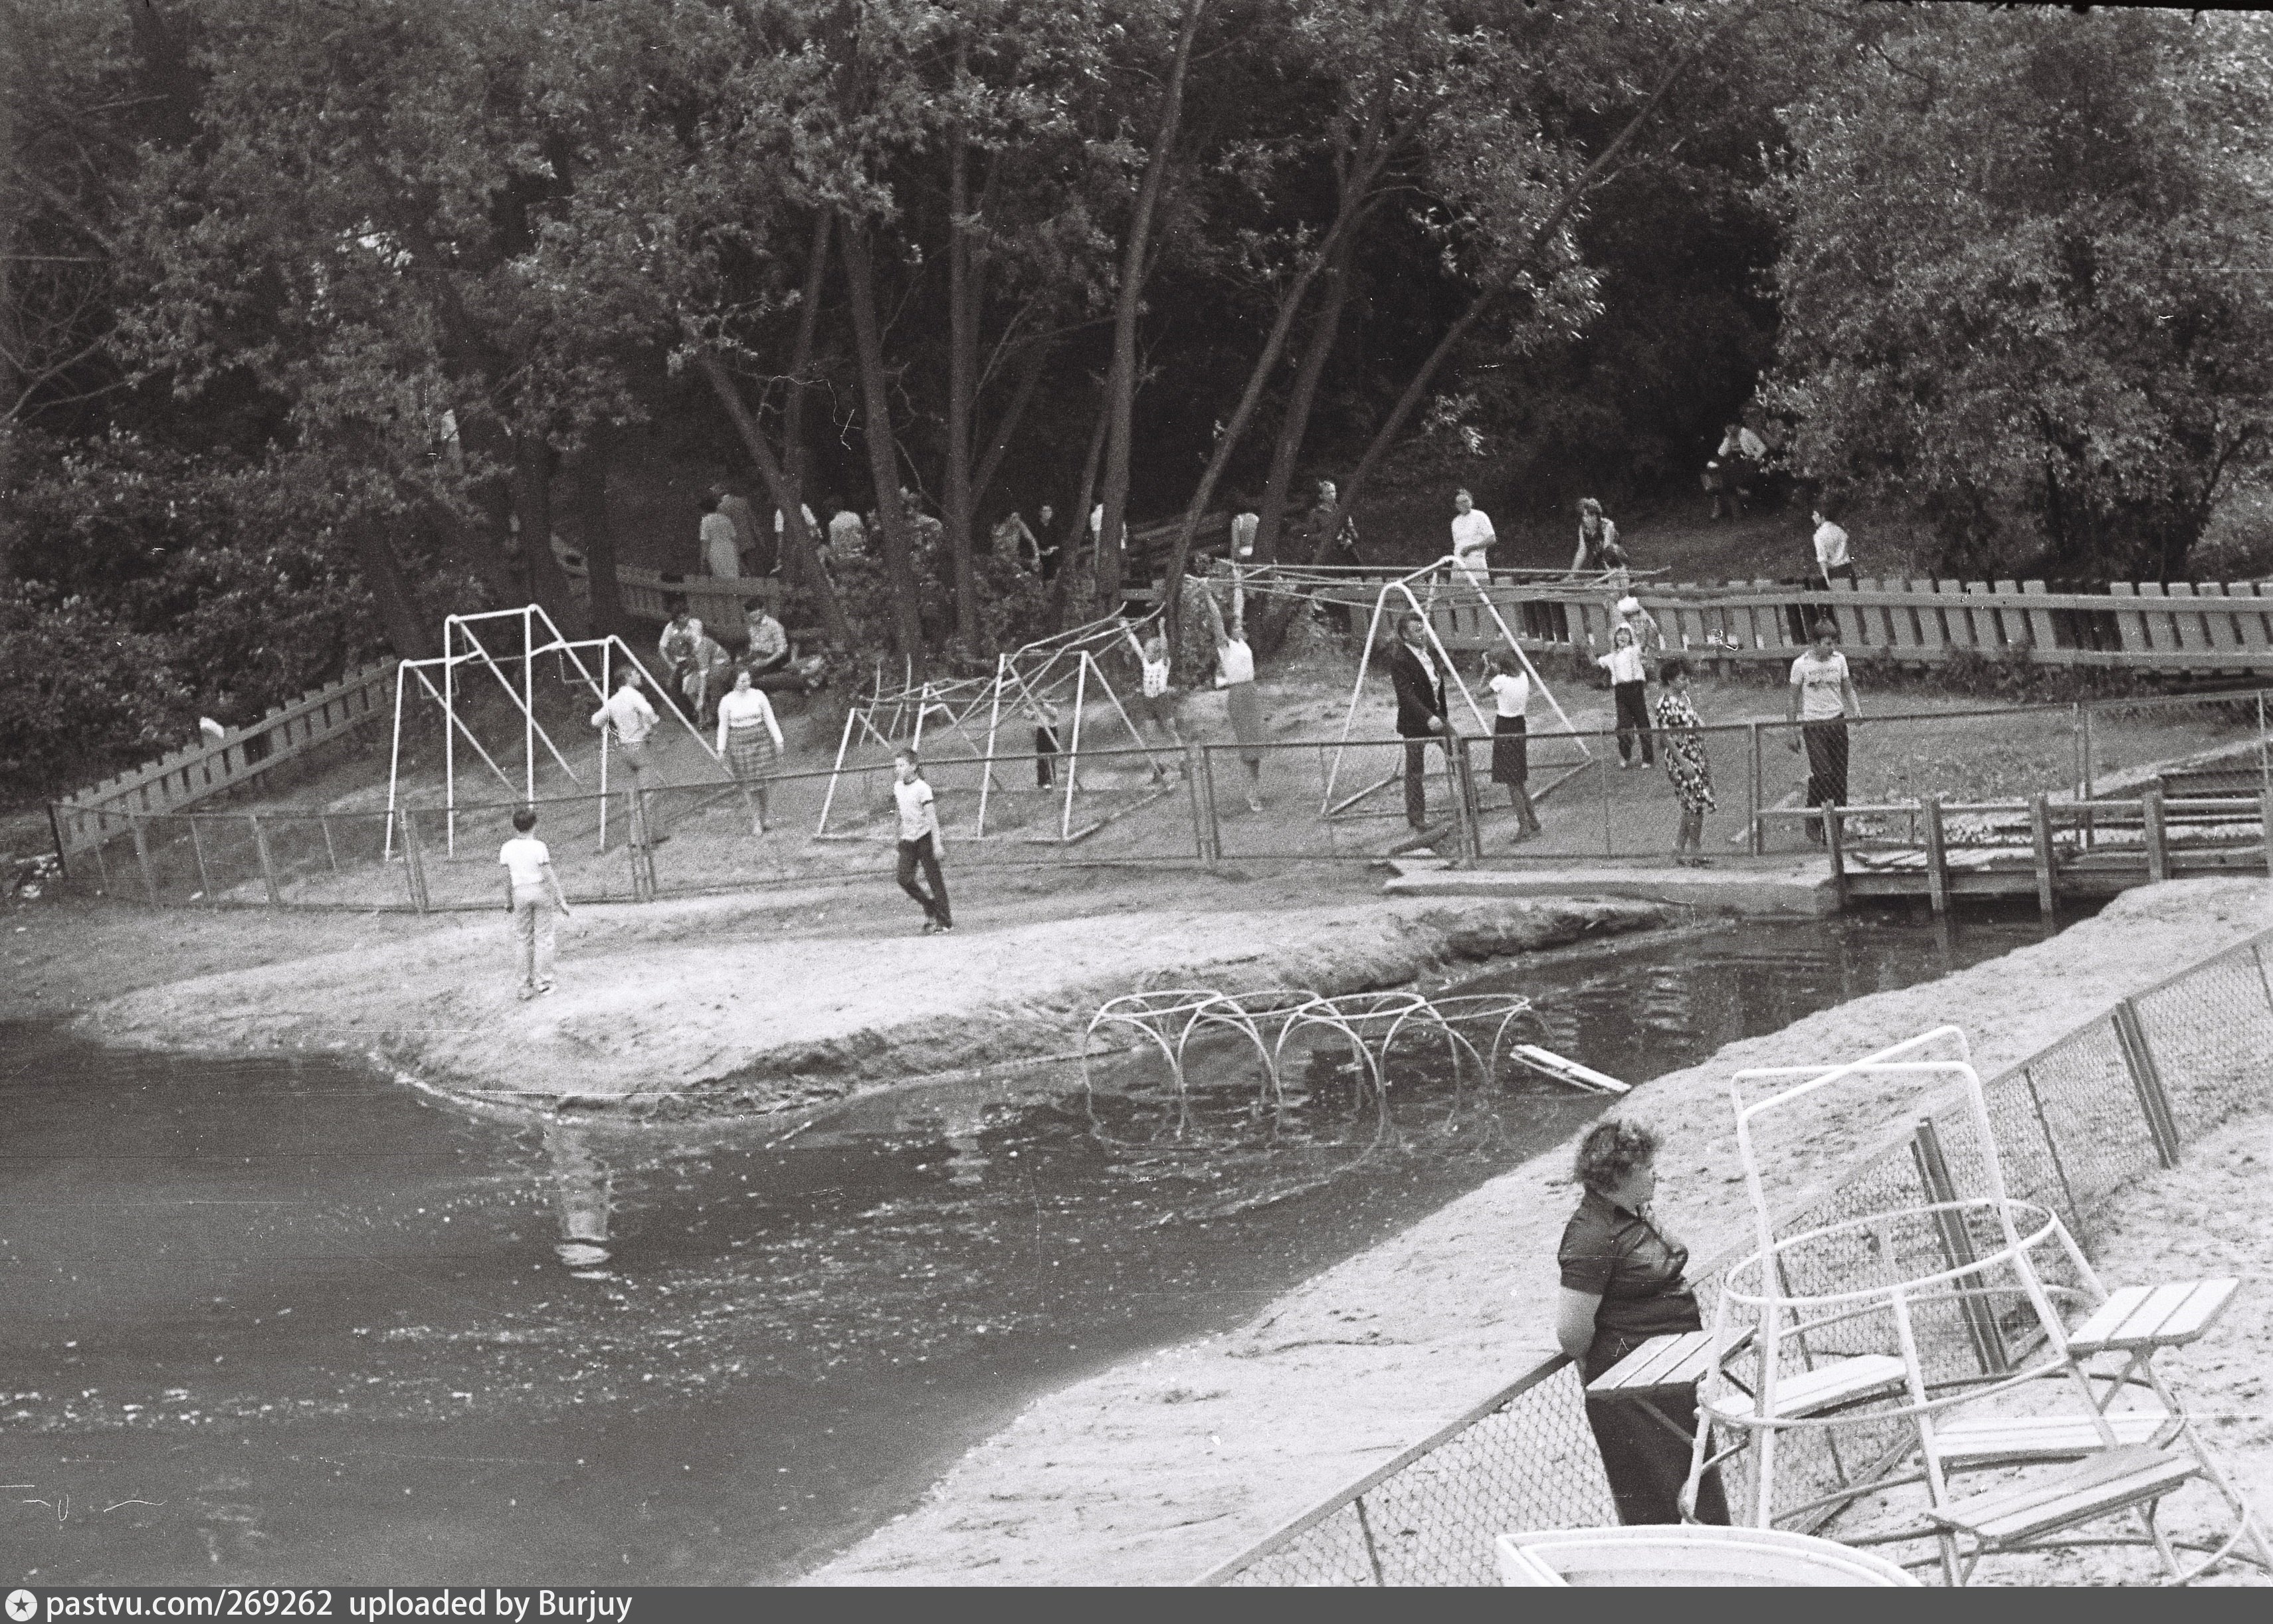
[6, 1589, 38, 1623]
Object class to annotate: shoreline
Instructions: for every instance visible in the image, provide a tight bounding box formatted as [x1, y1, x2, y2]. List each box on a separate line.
[72, 881, 1679, 1118]
[799, 878, 2273, 1586]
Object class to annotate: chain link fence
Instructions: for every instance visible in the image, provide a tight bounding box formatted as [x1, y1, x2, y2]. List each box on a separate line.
[1202, 926, 2273, 1585]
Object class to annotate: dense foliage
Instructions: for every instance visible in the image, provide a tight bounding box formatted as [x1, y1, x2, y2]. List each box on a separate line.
[3, 0, 2269, 799]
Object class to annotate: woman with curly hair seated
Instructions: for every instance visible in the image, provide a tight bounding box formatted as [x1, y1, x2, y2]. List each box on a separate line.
[1554, 1117, 1729, 1525]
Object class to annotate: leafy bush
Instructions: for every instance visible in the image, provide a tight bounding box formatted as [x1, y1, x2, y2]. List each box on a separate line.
[0, 587, 195, 798]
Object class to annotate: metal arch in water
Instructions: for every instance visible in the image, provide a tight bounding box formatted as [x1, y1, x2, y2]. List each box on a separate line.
[1082, 988, 1314, 1145]
[1424, 991, 1538, 1084]
[1181, 988, 1319, 1106]
[1274, 991, 1434, 1102]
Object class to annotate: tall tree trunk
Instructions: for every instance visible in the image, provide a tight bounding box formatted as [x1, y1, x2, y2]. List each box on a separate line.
[1054, 387, 1112, 626]
[1256, 216, 1362, 567]
[345, 514, 438, 659]
[569, 432, 631, 641]
[1095, 0, 1210, 611]
[510, 432, 588, 635]
[1257, 3, 1749, 647]
[944, 108, 983, 650]
[781, 209, 832, 594]
[1158, 116, 1386, 649]
[839, 227, 927, 660]
[684, 332, 858, 650]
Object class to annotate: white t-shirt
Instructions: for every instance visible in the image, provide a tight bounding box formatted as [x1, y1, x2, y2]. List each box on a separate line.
[499, 835, 551, 890]
[1217, 638, 1256, 686]
[1813, 521, 1851, 571]
[1141, 652, 1171, 698]
[1450, 508, 1495, 561]
[1488, 670, 1530, 718]
[1599, 643, 1646, 684]
[591, 685, 659, 745]
[893, 777, 938, 843]
[1790, 649, 1852, 721]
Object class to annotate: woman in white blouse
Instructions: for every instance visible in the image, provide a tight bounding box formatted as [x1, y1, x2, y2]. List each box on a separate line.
[715, 666, 786, 833]
[1450, 487, 1495, 589]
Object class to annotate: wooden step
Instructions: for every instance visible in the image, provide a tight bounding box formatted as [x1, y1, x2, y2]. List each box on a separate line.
[2068, 1278, 2240, 1356]
[1934, 1411, 2173, 1467]
[1704, 1354, 1907, 1423]
[1927, 1445, 2197, 1544]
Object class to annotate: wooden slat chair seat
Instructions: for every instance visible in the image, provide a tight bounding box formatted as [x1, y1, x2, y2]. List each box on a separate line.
[1926, 1444, 2198, 1568]
[2067, 1278, 2238, 1357]
[1703, 1354, 1908, 1423]
[1934, 1410, 2174, 1469]
[1585, 1332, 1716, 1399]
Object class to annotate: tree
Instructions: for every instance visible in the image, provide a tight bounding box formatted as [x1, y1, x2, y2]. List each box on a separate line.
[1764, 7, 2273, 581]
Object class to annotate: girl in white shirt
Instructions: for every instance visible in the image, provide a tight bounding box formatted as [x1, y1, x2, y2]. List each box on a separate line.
[1450, 486, 1495, 589]
[1595, 623, 1654, 768]
[1484, 647, 1543, 839]
[715, 666, 786, 833]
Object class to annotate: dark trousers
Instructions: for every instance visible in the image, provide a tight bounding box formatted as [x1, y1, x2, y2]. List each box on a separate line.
[896, 833, 951, 927]
[1613, 680, 1654, 765]
[1035, 726, 1061, 788]
[1402, 734, 1442, 829]
[1819, 562, 1857, 587]
[1803, 720, 1850, 842]
[1584, 1332, 1730, 1526]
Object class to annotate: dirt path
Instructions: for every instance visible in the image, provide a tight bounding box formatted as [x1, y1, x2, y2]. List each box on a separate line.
[799, 878, 2272, 1586]
[66, 867, 1674, 1114]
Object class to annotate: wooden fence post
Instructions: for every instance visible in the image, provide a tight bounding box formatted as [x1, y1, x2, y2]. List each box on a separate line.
[130, 815, 159, 904]
[2111, 998, 2181, 1169]
[2028, 793, 2056, 918]
[1910, 1117, 2007, 1375]
[1823, 802, 1848, 910]
[1922, 794, 1949, 916]
[1747, 722, 1765, 857]
[249, 815, 282, 904]
[2141, 786, 2169, 883]
[189, 817, 213, 901]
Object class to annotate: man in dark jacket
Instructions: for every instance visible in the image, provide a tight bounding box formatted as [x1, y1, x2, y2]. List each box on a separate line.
[1386, 610, 1449, 831]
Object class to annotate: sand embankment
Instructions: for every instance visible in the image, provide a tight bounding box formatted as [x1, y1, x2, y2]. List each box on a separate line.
[801, 878, 2273, 1585]
[79, 887, 1674, 1112]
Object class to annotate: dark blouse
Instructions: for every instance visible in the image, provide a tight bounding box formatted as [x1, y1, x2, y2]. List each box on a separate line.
[1557, 1187, 1704, 1360]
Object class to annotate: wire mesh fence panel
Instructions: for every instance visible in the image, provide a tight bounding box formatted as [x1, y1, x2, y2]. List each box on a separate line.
[2013, 1019, 2161, 1245]
[1213, 737, 1454, 863]
[260, 811, 411, 907]
[2081, 693, 2268, 799]
[2130, 942, 2273, 1144]
[1217, 1362, 1615, 1587]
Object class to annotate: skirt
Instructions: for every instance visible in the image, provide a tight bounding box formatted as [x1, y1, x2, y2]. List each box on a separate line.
[1223, 680, 1266, 765]
[1491, 714, 1530, 785]
[724, 722, 776, 781]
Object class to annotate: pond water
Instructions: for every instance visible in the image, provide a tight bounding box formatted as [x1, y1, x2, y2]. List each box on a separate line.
[0, 904, 2084, 1585]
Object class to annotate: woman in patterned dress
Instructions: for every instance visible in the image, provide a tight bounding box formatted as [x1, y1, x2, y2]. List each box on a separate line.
[714, 666, 785, 834]
[1653, 657, 1714, 866]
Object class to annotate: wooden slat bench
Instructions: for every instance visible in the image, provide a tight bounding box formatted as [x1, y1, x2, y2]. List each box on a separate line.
[2067, 1278, 2239, 1357]
[1586, 1331, 1717, 1400]
[1704, 1354, 1908, 1423]
[1934, 1410, 2173, 1469]
[1926, 1443, 2198, 1580]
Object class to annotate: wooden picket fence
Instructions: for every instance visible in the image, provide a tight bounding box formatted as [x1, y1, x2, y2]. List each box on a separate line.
[48, 660, 398, 858]
[1318, 573, 2273, 674]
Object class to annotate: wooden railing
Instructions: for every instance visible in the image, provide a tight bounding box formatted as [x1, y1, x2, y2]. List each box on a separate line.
[1310, 571, 2273, 674]
[49, 660, 398, 857]
[551, 546, 782, 638]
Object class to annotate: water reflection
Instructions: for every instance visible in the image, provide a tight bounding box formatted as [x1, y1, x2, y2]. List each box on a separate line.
[543, 1121, 614, 1270]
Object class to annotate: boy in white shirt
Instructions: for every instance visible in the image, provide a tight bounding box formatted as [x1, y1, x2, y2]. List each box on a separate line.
[1811, 505, 1855, 587]
[499, 805, 571, 999]
[1786, 620, 1862, 845]
[892, 748, 953, 934]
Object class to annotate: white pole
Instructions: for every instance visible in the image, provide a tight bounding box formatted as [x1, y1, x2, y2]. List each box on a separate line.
[1061, 649, 1090, 841]
[1320, 575, 1398, 810]
[815, 706, 860, 837]
[524, 606, 536, 803]
[384, 660, 408, 862]
[597, 641, 611, 853]
[443, 620, 457, 855]
[977, 652, 1009, 834]
[1457, 559, 1587, 752]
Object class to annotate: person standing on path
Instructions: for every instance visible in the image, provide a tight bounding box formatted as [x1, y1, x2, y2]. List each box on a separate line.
[1555, 1118, 1731, 1527]
[1205, 589, 1268, 812]
[499, 805, 571, 1000]
[1386, 611, 1450, 833]
[715, 666, 785, 834]
[1450, 487, 1495, 591]
[590, 666, 663, 847]
[1654, 658, 1716, 866]
[892, 748, 953, 934]
[1596, 623, 1654, 767]
[1787, 621, 1861, 845]
[700, 491, 741, 579]
[1811, 502, 1856, 587]
[1484, 647, 1543, 841]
